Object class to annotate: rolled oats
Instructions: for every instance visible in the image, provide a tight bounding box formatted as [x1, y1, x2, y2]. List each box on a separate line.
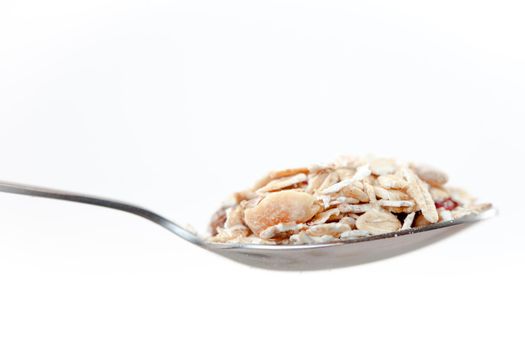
[306, 171, 329, 193]
[401, 212, 416, 230]
[355, 209, 402, 234]
[411, 164, 448, 187]
[339, 216, 356, 229]
[316, 171, 340, 193]
[256, 173, 308, 193]
[259, 222, 308, 239]
[305, 222, 351, 237]
[370, 158, 397, 176]
[340, 230, 372, 239]
[403, 168, 439, 223]
[340, 186, 369, 202]
[208, 155, 491, 244]
[328, 196, 360, 206]
[363, 182, 377, 204]
[377, 174, 408, 189]
[378, 199, 415, 207]
[320, 165, 370, 195]
[374, 187, 410, 201]
[338, 203, 373, 214]
[309, 208, 341, 225]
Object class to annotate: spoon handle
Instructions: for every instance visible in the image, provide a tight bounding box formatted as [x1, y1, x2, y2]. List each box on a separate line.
[0, 180, 200, 244]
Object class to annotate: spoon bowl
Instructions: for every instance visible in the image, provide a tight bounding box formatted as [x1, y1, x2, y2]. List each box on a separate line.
[0, 181, 496, 271]
[206, 209, 495, 270]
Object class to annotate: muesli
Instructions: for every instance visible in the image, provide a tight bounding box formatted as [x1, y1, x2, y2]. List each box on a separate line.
[209, 156, 491, 245]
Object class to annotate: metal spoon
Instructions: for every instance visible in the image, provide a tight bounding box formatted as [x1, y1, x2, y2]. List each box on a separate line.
[0, 180, 496, 271]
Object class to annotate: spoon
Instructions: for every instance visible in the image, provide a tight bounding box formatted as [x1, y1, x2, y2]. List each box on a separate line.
[0, 180, 496, 271]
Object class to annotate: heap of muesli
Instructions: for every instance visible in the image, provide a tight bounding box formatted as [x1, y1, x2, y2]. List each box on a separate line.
[209, 156, 491, 245]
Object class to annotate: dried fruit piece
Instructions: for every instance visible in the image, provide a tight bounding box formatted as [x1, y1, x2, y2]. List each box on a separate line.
[438, 208, 453, 222]
[355, 209, 401, 234]
[435, 198, 459, 211]
[244, 190, 320, 235]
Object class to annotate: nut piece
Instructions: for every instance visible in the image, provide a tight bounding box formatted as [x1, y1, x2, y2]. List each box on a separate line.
[355, 209, 402, 234]
[244, 190, 320, 235]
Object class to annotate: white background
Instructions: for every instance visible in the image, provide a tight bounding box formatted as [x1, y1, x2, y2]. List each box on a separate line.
[1, 1, 524, 349]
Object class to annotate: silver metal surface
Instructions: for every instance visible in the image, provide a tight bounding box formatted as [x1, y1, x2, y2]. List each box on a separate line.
[0, 180, 496, 271]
